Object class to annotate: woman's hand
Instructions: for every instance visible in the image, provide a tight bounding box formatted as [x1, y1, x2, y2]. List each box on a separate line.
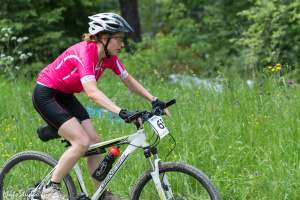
[119, 109, 137, 123]
[151, 98, 171, 116]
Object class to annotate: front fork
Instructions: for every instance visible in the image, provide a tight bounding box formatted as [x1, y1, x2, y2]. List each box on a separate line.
[145, 147, 175, 200]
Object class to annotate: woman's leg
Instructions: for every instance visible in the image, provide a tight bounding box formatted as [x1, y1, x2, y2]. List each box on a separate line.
[51, 117, 90, 183]
[81, 119, 102, 185]
[54, 93, 102, 183]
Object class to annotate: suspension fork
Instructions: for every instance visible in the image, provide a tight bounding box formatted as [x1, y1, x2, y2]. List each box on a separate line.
[145, 147, 175, 200]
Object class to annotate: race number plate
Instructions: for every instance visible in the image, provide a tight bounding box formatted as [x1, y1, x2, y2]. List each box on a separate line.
[148, 115, 169, 139]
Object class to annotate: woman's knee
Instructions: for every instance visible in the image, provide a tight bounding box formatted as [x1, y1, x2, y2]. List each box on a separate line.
[58, 118, 90, 151]
[72, 136, 90, 153]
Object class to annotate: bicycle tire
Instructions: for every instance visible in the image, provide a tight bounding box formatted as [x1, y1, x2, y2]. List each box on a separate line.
[0, 151, 77, 200]
[131, 161, 221, 200]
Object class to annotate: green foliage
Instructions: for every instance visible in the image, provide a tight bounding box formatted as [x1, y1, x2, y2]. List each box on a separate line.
[235, 0, 300, 77]
[138, 0, 299, 80]
[1, 1, 69, 61]
[0, 26, 33, 80]
[125, 0, 254, 78]
[138, 0, 253, 78]
[0, 0, 120, 78]
[135, 1, 210, 77]
[1, 0, 300, 80]
[121, 33, 208, 79]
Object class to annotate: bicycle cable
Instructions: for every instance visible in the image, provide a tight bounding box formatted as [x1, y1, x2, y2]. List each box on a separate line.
[163, 133, 176, 161]
[126, 142, 144, 149]
[150, 133, 160, 147]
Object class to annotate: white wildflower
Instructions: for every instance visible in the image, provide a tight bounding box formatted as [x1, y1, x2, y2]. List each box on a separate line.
[17, 51, 22, 54]
[15, 66, 20, 70]
[0, 53, 5, 58]
[23, 36, 29, 41]
[1, 28, 6, 32]
[7, 56, 14, 62]
[4, 33, 8, 37]
[20, 54, 28, 60]
[3, 56, 15, 63]
[17, 38, 23, 43]
[27, 52, 33, 57]
[7, 28, 12, 34]
[11, 36, 17, 40]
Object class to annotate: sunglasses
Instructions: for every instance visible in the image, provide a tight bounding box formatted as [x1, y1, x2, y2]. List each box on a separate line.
[110, 36, 125, 42]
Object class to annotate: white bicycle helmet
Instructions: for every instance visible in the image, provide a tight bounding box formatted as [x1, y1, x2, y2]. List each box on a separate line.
[88, 12, 134, 35]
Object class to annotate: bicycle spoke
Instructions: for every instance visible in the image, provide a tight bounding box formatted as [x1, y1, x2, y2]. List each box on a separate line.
[138, 171, 212, 200]
[1, 159, 69, 200]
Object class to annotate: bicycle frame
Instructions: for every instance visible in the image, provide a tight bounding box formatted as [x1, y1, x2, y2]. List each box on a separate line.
[90, 129, 146, 199]
[70, 127, 171, 200]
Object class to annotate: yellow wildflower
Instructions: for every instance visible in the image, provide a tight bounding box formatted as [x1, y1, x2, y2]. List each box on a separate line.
[275, 66, 281, 72]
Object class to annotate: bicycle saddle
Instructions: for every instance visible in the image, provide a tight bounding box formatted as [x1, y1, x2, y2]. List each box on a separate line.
[37, 125, 60, 142]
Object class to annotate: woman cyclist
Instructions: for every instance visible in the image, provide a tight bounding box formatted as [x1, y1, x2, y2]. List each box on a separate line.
[32, 12, 166, 200]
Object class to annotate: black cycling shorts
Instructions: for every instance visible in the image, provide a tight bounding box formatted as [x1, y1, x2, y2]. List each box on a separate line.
[32, 84, 89, 130]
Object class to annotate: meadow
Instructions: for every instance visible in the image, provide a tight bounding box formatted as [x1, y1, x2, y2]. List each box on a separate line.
[0, 73, 299, 199]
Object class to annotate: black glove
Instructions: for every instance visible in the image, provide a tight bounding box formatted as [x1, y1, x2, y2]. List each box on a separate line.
[151, 98, 166, 109]
[119, 109, 136, 123]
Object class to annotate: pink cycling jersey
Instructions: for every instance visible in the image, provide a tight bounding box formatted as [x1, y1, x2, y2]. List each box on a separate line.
[37, 41, 128, 93]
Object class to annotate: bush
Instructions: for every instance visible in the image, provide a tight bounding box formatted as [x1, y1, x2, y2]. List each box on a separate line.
[234, 0, 300, 76]
[121, 34, 208, 80]
[0, 26, 33, 80]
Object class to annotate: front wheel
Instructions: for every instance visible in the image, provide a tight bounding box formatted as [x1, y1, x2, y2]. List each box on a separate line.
[0, 151, 77, 200]
[131, 162, 221, 200]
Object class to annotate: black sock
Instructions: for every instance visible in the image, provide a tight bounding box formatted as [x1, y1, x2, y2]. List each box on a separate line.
[47, 180, 61, 188]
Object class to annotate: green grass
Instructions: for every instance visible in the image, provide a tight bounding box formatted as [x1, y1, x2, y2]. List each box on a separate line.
[0, 73, 300, 199]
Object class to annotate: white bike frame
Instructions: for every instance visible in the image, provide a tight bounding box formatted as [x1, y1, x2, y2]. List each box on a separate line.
[71, 128, 173, 200]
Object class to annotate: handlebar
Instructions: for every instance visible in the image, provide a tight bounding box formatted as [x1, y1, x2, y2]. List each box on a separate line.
[125, 99, 176, 124]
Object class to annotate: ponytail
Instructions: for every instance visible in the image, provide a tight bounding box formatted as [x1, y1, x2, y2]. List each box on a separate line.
[82, 33, 97, 42]
[82, 32, 113, 42]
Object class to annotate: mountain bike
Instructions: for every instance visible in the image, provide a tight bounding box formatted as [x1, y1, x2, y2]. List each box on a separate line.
[0, 99, 221, 200]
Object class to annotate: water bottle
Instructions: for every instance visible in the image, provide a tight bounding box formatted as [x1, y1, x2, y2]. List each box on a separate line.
[92, 146, 120, 181]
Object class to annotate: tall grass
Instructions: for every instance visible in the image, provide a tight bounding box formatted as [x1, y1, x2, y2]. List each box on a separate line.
[0, 74, 299, 199]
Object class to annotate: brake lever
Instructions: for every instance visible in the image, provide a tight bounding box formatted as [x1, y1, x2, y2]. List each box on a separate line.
[133, 117, 143, 130]
[125, 111, 140, 123]
[152, 107, 165, 116]
[161, 99, 175, 116]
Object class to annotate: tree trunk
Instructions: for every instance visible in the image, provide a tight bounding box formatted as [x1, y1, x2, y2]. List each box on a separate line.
[119, 0, 141, 42]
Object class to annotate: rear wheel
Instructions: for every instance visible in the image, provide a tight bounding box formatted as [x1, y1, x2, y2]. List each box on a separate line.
[131, 162, 221, 200]
[0, 151, 77, 200]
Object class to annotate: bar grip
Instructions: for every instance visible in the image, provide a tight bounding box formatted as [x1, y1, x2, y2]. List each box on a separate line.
[165, 99, 176, 108]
